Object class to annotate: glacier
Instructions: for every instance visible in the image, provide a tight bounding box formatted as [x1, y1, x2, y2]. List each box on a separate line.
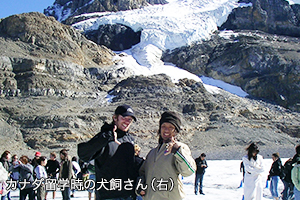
[70, 0, 254, 97]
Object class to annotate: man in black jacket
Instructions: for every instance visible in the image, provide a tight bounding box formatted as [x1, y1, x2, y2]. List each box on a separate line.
[78, 105, 139, 200]
[194, 153, 208, 195]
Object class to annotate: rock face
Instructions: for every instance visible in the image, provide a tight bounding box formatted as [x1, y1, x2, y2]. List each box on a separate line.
[147, 0, 168, 5]
[162, 30, 300, 111]
[84, 24, 141, 51]
[220, 0, 300, 37]
[0, 12, 115, 97]
[44, 0, 149, 22]
[0, 8, 300, 160]
[1, 70, 299, 159]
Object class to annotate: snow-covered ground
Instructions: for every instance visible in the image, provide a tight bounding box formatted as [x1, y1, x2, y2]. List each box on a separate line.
[287, 0, 300, 4]
[8, 158, 288, 200]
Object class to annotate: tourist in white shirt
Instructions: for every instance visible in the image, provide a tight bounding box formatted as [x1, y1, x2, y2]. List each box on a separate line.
[34, 156, 48, 200]
[71, 156, 81, 198]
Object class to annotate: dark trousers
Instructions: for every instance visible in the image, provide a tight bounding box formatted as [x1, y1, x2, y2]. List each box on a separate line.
[195, 173, 204, 194]
[282, 180, 294, 200]
[19, 188, 35, 200]
[1, 191, 11, 200]
[61, 187, 70, 200]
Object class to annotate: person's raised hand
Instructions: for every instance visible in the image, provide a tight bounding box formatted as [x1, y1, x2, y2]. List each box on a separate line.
[113, 125, 121, 145]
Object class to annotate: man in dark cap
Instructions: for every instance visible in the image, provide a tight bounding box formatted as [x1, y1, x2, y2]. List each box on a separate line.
[78, 105, 139, 200]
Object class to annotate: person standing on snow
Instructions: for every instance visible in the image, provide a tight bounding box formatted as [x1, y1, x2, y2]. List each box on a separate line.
[194, 153, 208, 195]
[45, 152, 60, 200]
[138, 111, 196, 200]
[0, 150, 11, 200]
[292, 157, 300, 200]
[59, 149, 75, 200]
[267, 153, 283, 200]
[242, 142, 264, 200]
[34, 156, 48, 200]
[71, 156, 81, 198]
[78, 104, 140, 200]
[15, 155, 35, 200]
[282, 158, 294, 200]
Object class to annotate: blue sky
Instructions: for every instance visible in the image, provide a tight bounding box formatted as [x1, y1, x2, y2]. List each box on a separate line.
[0, 0, 55, 19]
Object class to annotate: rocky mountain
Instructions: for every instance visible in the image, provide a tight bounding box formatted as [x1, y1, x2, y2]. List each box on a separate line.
[160, 0, 300, 111]
[220, 0, 300, 37]
[0, 12, 115, 96]
[0, 0, 300, 159]
[44, 0, 167, 22]
[84, 24, 141, 51]
[48, 0, 300, 111]
[162, 30, 300, 111]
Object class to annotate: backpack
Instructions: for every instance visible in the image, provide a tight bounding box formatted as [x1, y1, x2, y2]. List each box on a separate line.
[279, 164, 286, 180]
[292, 164, 300, 191]
[87, 162, 95, 174]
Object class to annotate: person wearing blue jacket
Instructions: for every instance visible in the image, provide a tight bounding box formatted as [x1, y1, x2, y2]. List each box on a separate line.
[15, 155, 35, 200]
[78, 104, 140, 200]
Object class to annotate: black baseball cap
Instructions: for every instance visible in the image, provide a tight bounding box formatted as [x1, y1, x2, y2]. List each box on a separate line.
[114, 105, 137, 121]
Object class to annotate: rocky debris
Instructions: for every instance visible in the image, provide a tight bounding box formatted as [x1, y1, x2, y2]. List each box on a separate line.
[220, 0, 300, 37]
[1, 73, 299, 159]
[84, 24, 141, 51]
[162, 30, 300, 111]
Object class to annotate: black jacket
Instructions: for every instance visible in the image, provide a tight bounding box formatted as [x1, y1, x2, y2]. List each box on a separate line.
[269, 158, 282, 177]
[78, 122, 139, 200]
[283, 159, 293, 183]
[195, 157, 207, 174]
[46, 159, 60, 178]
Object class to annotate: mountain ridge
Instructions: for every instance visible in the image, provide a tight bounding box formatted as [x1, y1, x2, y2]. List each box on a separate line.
[0, 0, 299, 159]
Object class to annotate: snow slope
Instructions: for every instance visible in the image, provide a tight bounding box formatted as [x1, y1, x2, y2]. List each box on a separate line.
[66, 0, 296, 97]
[73, 0, 239, 51]
[72, 0, 252, 97]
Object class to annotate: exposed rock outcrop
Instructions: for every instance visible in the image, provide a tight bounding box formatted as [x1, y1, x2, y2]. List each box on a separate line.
[1, 72, 299, 159]
[162, 30, 300, 111]
[84, 24, 141, 51]
[0, 12, 116, 96]
[44, 0, 149, 22]
[220, 0, 300, 37]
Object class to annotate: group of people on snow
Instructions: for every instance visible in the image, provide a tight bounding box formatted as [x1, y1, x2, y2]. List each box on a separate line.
[242, 142, 300, 200]
[78, 105, 196, 200]
[0, 105, 198, 200]
[1, 104, 299, 200]
[0, 149, 81, 200]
